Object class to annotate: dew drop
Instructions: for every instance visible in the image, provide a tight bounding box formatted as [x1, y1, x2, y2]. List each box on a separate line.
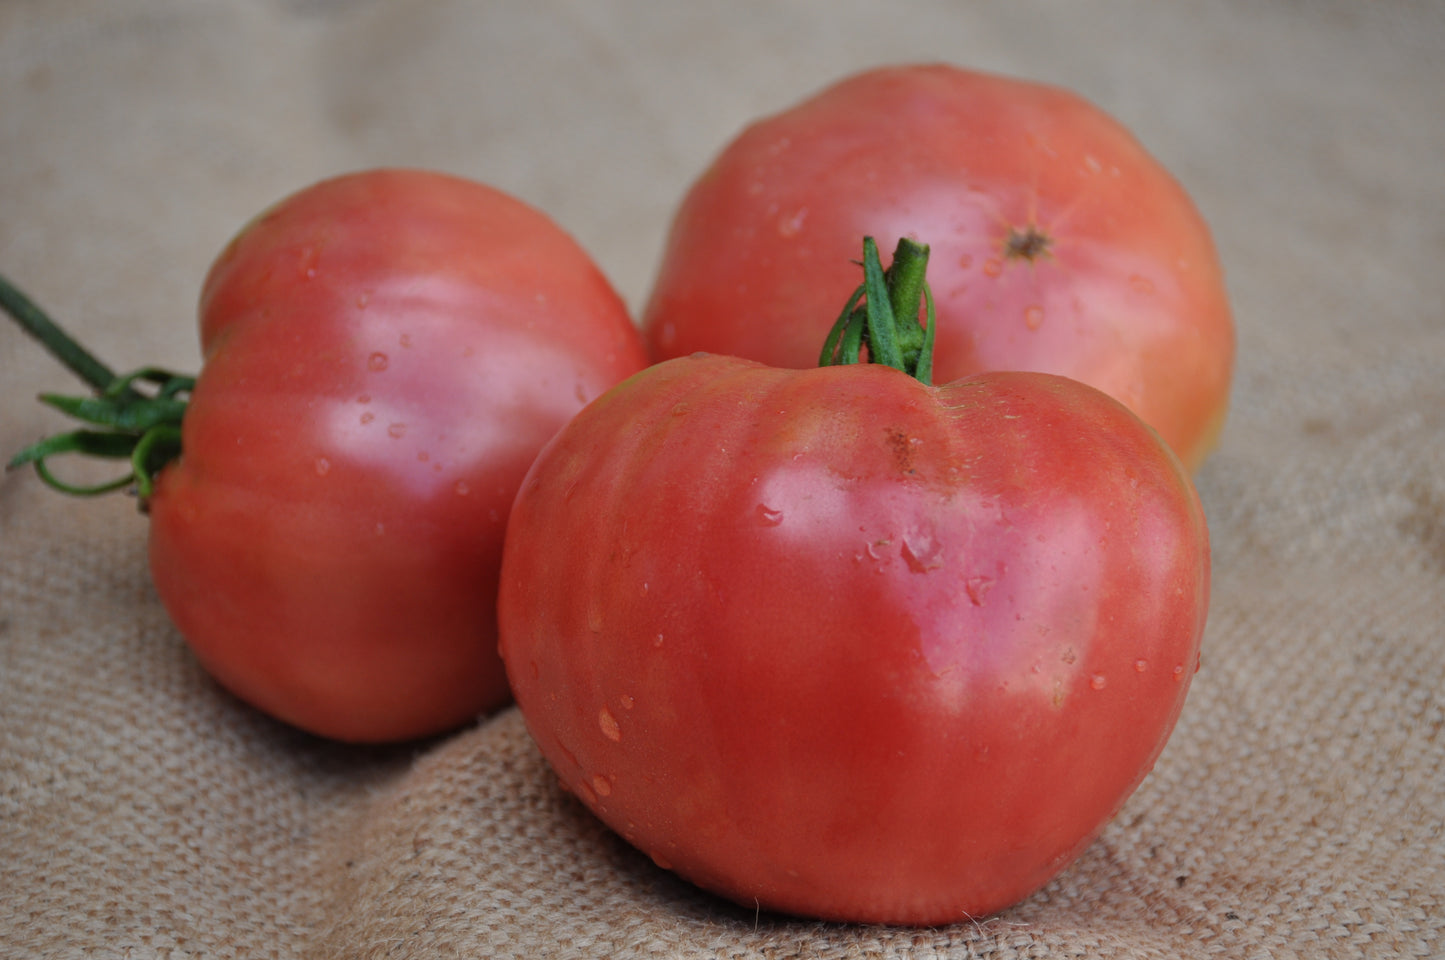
[1173, 664, 1186, 682]
[360, 411, 375, 425]
[1134, 659, 1150, 673]
[901, 529, 944, 573]
[1024, 305, 1045, 330]
[591, 773, 613, 797]
[777, 207, 807, 237]
[619, 694, 635, 711]
[387, 422, 407, 439]
[756, 504, 784, 526]
[1090, 673, 1108, 691]
[355, 291, 371, 310]
[964, 575, 994, 606]
[653, 633, 665, 648]
[314, 457, 331, 476]
[650, 852, 674, 871]
[983, 258, 1003, 278]
[598, 708, 621, 742]
[1061, 647, 1078, 665]
[367, 352, 389, 372]
[399, 333, 413, 349]
[357, 394, 371, 404]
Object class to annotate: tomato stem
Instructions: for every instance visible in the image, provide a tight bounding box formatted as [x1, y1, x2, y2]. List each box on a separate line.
[1, 270, 191, 502]
[819, 237, 937, 384]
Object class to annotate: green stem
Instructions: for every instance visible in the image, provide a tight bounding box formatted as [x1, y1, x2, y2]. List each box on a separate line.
[1, 270, 191, 501]
[819, 236, 936, 384]
[0, 271, 124, 394]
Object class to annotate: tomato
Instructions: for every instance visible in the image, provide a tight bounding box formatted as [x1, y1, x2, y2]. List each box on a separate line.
[642, 64, 1234, 472]
[498, 240, 1210, 923]
[143, 169, 648, 742]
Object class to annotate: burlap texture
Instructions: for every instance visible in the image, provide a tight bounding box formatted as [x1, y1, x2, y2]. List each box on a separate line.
[2, 2, 1441, 957]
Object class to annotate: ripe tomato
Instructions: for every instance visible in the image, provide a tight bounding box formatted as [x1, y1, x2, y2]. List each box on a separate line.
[497, 346, 1210, 921]
[144, 169, 648, 742]
[642, 64, 1234, 472]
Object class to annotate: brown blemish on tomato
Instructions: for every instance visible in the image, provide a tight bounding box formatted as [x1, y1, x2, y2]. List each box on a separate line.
[887, 428, 918, 475]
[1004, 224, 1052, 263]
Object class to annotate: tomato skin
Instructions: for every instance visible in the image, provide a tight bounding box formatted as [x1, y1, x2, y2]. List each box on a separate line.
[642, 64, 1234, 471]
[497, 354, 1209, 924]
[147, 169, 648, 743]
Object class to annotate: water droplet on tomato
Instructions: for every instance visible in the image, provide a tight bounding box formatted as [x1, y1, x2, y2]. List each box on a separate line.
[776, 207, 807, 237]
[399, 333, 413, 349]
[901, 528, 944, 573]
[983, 258, 1003, 278]
[619, 694, 635, 711]
[1134, 659, 1150, 673]
[387, 422, 407, 439]
[964, 575, 994, 606]
[650, 852, 674, 871]
[1061, 647, 1078, 665]
[653, 633, 665, 648]
[1173, 665, 1186, 682]
[454, 480, 470, 496]
[357, 394, 371, 404]
[1090, 673, 1108, 691]
[1024, 305, 1045, 330]
[591, 774, 613, 797]
[598, 708, 621, 742]
[575, 382, 588, 404]
[756, 504, 783, 526]
[367, 352, 389, 372]
[356, 291, 371, 309]
[360, 411, 375, 425]
[314, 457, 331, 476]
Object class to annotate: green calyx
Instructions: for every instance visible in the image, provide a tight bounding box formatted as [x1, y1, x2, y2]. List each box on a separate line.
[1, 272, 191, 501]
[819, 236, 937, 384]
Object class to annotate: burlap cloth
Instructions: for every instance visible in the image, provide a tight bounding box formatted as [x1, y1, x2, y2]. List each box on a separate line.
[2, 2, 1441, 957]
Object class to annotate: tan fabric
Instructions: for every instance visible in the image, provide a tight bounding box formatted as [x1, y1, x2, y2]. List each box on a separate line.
[2, 2, 1442, 957]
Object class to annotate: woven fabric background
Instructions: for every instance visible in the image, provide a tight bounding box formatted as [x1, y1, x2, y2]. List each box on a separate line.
[2, 2, 1442, 957]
